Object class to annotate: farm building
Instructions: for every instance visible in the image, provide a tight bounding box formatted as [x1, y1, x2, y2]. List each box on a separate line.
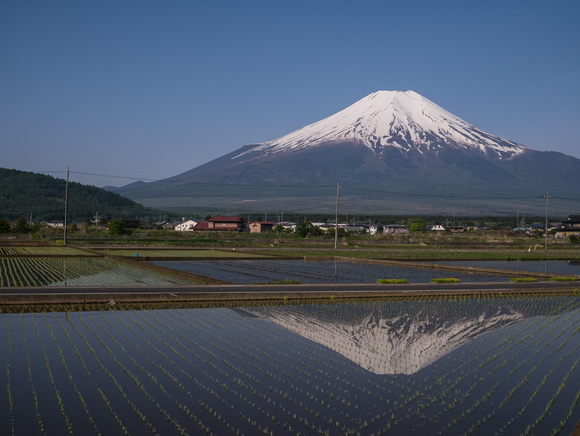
[194, 216, 247, 231]
[384, 224, 409, 234]
[249, 221, 275, 233]
[175, 220, 198, 231]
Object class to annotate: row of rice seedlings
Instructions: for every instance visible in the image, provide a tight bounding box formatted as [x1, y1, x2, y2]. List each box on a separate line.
[40, 314, 102, 435]
[0, 247, 31, 256]
[0, 258, 19, 286]
[108, 310, 252, 435]
[163, 307, 398, 432]
[215, 306, 438, 432]
[499, 338, 580, 434]
[130, 308, 289, 435]
[452, 306, 578, 434]
[5, 318, 15, 436]
[0, 247, 90, 256]
[100, 313, 230, 434]
[99, 310, 254, 433]
[161, 308, 333, 431]
[382, 317, 539, 433]
[125, 309, 265, 434]
[18, 314, 46, 434]
[130, 308, 343, 434]
[220, 300, 576, 432]
[523, 354, 580, 435]
[52, 313, 129, 434]
[2, 297, 578, 435]
[0, 256, 197, 287]
[436, 311, 579, 434]
[30, 315, 74, 434]
[79, 314, 188, 435]
[73, 298, 580, 434]
[64, 312, 157, 434]
[553, 379, 580, 434]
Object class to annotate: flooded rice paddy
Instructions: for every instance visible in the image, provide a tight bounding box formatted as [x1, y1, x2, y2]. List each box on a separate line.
[0, 257, 200, 287]
[1, 296, 579, 435]
[432, 260, 580, 276]
[154, 259, 512, 284]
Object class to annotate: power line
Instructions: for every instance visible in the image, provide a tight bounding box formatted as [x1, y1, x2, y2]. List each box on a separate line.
[37, 170, 158, 181]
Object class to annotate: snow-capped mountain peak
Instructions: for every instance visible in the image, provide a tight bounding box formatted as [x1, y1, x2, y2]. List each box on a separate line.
[234, 90, 527, 159]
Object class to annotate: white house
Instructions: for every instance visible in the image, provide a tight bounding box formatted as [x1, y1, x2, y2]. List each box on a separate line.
[43, 220, 64, 228]
[384, 224, 409, 234]
[174, 220, 198, 231]
[430, 224, 446, 232]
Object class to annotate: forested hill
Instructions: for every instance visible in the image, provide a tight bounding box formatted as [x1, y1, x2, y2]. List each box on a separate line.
[0, 168, 156, 221]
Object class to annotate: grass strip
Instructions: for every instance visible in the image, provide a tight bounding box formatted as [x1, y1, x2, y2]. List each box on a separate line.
[431, 278, 461, 283]
[376, 279, 408, 284]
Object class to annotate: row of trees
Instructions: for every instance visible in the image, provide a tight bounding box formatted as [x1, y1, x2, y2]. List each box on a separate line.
[0, 216, 39, 234]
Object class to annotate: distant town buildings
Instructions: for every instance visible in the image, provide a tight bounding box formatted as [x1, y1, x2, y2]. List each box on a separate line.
[120, 213, 580, 239]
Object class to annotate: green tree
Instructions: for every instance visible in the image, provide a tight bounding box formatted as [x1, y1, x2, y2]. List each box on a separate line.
[108, 219, 126, 236]
[326, 227, 347, 238]
[12, 215, 30, 233]
[295, 221, 323, 237]
[0, 219, 10, 233]
[408, 218, 427, 233]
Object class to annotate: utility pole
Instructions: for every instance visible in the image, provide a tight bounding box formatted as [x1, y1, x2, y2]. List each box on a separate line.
[334, 182, 341, 250]
[63, 167, 69, 246]
[542, 192, 555, 251]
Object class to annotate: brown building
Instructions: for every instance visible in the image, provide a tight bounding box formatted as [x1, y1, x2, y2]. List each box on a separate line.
[249, 221, 275, 233]
[193, 216, 247, 231]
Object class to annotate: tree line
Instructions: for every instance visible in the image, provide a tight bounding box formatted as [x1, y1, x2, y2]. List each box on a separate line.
[0, 168, 157, 221]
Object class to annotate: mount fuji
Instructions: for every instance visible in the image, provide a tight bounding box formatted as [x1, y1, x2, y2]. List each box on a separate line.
[234, 90, 527, 159]
[113, 90, 580, 213]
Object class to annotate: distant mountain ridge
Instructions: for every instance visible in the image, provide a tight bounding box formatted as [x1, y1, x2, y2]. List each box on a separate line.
[111, 91, 580, 214]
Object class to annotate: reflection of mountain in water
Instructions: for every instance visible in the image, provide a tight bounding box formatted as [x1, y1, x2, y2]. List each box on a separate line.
[239, 301, 525, 375]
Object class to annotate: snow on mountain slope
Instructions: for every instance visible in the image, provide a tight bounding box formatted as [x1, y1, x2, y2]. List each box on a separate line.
[234, 90, 527, 160]
[240, 306, 523, 375]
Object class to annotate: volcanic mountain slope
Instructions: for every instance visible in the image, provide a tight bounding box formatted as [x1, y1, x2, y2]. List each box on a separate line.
[114, 90, 580, 208]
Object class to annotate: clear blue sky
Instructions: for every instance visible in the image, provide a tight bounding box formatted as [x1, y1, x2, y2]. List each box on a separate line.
[1, 0, 579, 187]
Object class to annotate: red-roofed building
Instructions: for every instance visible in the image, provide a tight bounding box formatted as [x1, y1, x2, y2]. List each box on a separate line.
[193, 216, 247, 231]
